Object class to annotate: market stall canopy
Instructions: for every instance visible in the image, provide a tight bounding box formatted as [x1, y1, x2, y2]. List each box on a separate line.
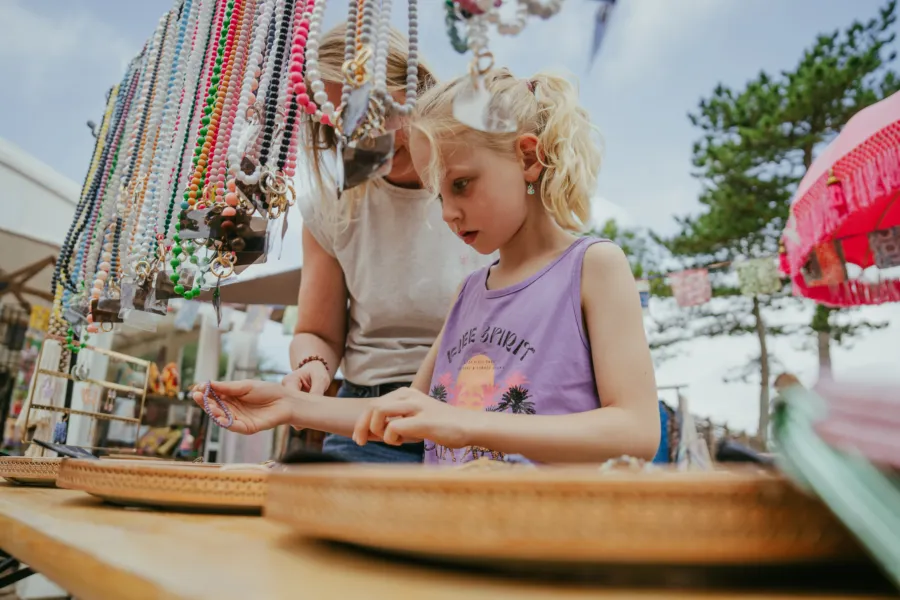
[197, 267, 301, 306]
[0, 138, 79, 307]
[782, 90, 900, 306]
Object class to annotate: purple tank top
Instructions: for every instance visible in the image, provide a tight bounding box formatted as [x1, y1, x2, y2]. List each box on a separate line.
[425, 237, 607, 465]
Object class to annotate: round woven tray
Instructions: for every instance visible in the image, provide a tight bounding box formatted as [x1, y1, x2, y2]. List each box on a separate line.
[57, 459, 270, 512]
[0, 456, 62, 486]
[265, 465, 861, 566]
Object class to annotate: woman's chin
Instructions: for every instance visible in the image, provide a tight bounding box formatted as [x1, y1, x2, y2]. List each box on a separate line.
[385, 156, 421, 187]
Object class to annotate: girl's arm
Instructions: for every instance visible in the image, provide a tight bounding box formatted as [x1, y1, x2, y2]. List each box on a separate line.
[286, 226, 348, 391]
[464, 243, 661, 462]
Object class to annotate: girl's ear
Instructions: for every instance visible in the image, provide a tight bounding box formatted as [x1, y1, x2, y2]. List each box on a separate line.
[516, 134, 543, 183]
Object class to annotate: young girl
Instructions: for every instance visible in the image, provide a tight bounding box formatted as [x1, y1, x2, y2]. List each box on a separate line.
[196, 69, 660, 464]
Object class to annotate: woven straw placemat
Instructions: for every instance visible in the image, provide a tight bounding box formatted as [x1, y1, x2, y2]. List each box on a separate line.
[0, 456, 62, 486]
[265, 464, 862, 565]
[57, 458, 270, 512]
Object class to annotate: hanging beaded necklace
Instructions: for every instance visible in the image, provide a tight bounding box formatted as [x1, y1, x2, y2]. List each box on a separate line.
[81, 17, 172, 336]
[54, 0, 571, 340]
[165, 0, 219, 297]
[226, 0, 304, 227]
[227, 0, 276, 186]
[121, 15, 174, 293]
[73, 73, 135, 321]
[173, 0, 239, 298]
[171, 0, 249, 298]
[370, 0, 418, 118]
[87, 60, 145, 311]
[52, 80, 123, 356]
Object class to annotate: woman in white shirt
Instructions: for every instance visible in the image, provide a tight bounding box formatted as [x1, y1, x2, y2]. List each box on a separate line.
[285, 23, 492, 462]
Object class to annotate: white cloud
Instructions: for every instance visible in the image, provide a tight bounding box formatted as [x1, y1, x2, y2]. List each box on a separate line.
[590, 195, 635, 229]
[591, 0, 737, 91]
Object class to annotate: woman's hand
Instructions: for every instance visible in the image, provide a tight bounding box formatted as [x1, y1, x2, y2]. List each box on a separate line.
[191, 380, 297, 435]
[352, 388, 477, 448]
[281, 360, 331, 395]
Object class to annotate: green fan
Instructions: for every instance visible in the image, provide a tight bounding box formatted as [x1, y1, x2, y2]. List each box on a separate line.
[773, 384, 900, 589]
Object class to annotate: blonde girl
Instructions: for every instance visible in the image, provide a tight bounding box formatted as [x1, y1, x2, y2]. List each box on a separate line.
[285, 23, 495, 463]
[199, 69, 660, 464]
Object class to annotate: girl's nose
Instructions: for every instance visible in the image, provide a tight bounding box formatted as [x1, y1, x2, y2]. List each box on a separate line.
[441, 198, 463, 224]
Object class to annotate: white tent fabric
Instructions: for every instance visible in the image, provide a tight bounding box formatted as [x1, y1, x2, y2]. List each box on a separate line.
[0, 137, 79, 244]
[0, 137, 78, 304]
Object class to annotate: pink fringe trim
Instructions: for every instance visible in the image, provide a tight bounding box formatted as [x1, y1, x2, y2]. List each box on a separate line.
[791, 273, 900, 307]
[785, 125, 900, 276]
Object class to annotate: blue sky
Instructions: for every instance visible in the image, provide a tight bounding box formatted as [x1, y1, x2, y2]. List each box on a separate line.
[2, 0, 899, 432]
[2, 0, 896, 232]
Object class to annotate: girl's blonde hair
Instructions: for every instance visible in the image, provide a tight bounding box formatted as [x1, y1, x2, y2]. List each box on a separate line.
[411, 69, 602, 232]
[302, 22, 437, 220]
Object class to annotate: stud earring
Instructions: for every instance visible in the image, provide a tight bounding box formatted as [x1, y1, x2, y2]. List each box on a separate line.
[526, 182, 535, 195]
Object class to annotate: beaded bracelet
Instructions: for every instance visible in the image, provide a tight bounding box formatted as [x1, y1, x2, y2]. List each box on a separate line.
[202, 381, 235, 429]
[296, 355, 329, 373]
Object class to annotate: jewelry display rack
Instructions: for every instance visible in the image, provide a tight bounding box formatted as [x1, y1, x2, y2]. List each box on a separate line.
[23, 336, 151, 453]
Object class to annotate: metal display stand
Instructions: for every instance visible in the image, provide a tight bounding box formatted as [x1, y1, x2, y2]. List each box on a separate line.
[22, 335, 151, 453]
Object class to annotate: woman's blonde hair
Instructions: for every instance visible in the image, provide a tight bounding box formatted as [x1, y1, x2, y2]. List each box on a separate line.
[411, 69, 602, 232]
[302, 22, 437, 219]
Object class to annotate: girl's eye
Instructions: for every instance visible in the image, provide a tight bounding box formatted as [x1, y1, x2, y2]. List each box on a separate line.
[451, 178, 470, 194]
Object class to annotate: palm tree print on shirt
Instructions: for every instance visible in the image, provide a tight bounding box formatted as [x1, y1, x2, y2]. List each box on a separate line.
[430, 383, 448, 402]
[488, 385, 536, 414]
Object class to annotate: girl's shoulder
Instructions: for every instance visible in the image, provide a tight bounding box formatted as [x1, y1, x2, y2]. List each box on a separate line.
[580, 239, 638, 305]
[582, 237, 626, 269]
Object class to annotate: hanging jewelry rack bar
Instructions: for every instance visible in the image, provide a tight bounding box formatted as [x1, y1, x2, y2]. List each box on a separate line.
[23, 337, 152, 451]
[34, 369, 144, 396]
[26, 405, 140, 425]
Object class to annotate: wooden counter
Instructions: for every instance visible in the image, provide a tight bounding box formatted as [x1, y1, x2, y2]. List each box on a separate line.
[0, 484, 892, 600]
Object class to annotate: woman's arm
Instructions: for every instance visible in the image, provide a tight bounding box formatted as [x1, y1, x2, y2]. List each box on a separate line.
[410, 335, 442, 395]
[409, 281, 462, 395]
[223, 332, 443, 440]
[286, 226, 348, 392]
[204, 281, 463, 438]
[465, 243, 660, 461]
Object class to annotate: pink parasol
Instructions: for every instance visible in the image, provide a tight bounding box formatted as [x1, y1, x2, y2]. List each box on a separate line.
[781, 90, 900, 306]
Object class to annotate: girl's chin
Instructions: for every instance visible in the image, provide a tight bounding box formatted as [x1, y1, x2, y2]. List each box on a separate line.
[470, 238, 498, 256]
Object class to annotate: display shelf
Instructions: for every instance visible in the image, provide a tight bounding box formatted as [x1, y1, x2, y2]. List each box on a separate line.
[23, 338, 151, 454]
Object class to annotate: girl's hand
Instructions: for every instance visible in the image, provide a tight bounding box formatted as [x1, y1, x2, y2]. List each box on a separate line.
[191, 380, 297, 435]
[352, 388, 476, 449]
[281, 360, 331, 395]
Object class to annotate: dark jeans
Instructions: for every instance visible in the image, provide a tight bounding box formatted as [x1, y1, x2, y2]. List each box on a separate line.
[321, 380, 425, 463]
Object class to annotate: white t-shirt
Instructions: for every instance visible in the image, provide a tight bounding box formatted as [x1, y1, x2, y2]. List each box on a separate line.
[300, 179, 495, 386]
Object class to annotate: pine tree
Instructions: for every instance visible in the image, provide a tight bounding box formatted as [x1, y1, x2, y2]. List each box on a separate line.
[682, 1, 897, 374]
[659, 2, 897, 440]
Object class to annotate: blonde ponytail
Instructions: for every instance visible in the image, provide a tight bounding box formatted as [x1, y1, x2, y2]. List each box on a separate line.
[412, 69, 602, 232]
